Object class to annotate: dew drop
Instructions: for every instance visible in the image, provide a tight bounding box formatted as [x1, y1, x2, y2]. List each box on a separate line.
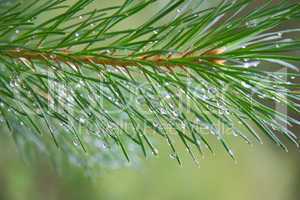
[160, 108, 167, 115]
[277, 32, 282, 37]
[75, 83, 81, 89]
[242, 61, 260, 68]
[232, 131, 238, 137]
[101, 143, 108, 150]
[73, 140, 80, 146]
[202, 95, 209, 100]
[228, 149, 235, 157]
[75, 32, 80, 37]
[163, 92, 171, 99]
[152, 122, 159, 128]
[79, 15, 83, 19]
[291, 76, 295, 80]
[196, 118, 202, 124]
[153, 30, 158, 34]
[169, 153, 176, 160]
[50, 54, 56, 59]
[15, 29, 20, 34]
[152, 148, 159, 155]
[75, 80, 84, 89]
[172, 111, 179, 118]
[79, 117, 86, 124]
[208, 87, 217, 94]
[10, 79, 20, 88]
[241, 81, 251, 88]
[245, 21, 257, 28]
[181, 122, 186, 129]
[95, 140, 108, 150]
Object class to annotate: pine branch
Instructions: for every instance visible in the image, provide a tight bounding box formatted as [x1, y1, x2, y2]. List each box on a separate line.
[0, 0, 300, 169]
[2, 47, 225, 68]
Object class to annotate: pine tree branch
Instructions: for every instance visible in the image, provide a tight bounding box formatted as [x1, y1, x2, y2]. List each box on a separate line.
[0, 0, 300, 169]
[2, 48, 225, 69]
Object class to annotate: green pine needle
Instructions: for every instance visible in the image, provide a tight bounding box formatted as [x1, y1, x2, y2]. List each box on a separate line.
[0, 0, 300, 168]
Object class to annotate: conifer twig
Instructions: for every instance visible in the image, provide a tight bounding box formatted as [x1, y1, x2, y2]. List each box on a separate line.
[0, 0, 300, 169]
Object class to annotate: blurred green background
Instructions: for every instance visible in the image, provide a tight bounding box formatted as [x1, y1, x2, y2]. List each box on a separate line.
[0, 0, 300, 200]
[1, 131, 300, 200]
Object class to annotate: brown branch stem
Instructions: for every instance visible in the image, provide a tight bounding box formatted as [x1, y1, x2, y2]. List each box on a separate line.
[3, 48, 225, 68]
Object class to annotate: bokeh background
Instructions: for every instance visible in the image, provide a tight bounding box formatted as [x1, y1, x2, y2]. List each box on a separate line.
[0, 0, 300, 200]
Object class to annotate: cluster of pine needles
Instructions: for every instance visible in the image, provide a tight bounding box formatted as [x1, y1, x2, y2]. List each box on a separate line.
[0, 0, 300, 169]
